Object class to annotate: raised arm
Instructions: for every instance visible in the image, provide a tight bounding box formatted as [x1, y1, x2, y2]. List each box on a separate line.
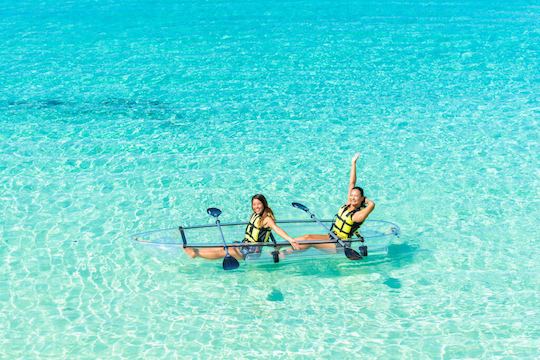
[352, 199, 375, 224]
[347, 153, 361, 200]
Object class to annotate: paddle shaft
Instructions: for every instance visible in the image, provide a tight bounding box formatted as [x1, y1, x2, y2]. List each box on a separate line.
[307, 212, 347, 247]
[215, 219, 232, 256]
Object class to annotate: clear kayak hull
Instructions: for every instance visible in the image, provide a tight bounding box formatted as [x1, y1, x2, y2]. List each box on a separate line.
[131, 219, 400, 264]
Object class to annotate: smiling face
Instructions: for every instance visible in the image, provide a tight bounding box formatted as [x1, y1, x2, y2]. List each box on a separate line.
[252, 198, 265, 215]
[349, 188, 365, 207]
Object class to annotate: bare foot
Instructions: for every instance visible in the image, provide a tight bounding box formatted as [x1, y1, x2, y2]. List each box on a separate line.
[183, 247, 196, 258]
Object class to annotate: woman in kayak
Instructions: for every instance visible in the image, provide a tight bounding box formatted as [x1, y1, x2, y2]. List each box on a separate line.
[183, 194, 297, 260]
[295, 153, 375, 251]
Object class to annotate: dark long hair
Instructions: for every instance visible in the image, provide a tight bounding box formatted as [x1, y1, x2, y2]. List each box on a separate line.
[251, 194, 274, 220]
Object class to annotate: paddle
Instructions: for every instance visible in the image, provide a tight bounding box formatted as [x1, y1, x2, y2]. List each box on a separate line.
[291, 202, 362, 260]
[207, 207, 240, 270]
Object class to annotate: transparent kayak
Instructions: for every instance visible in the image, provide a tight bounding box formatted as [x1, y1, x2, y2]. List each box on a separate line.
[131, 219, 401, 264]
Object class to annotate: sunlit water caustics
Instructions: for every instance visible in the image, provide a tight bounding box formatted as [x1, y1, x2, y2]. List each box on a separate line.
[1, 0, 539, 358]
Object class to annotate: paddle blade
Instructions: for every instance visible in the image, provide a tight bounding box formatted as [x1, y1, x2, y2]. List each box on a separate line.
[344, 247, 363, 260]
[291, 202, 309, 212]
[222, 255, 239, 270]
[207, 207, 222, 218]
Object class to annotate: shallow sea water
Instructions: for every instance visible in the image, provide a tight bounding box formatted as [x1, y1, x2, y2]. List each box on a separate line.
[1, 0, 539, 358]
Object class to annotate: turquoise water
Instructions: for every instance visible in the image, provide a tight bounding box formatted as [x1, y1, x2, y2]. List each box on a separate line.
[1, 0, 539, 358]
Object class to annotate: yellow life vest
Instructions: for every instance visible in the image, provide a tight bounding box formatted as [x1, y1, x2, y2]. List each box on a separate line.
[244, 213, 272, 243]
[330, 203, 366, 240]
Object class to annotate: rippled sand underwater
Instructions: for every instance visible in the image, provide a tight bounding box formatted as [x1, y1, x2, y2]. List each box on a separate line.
[1, 0, 539, 358]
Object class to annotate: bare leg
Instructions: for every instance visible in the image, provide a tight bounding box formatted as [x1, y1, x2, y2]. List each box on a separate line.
[294, 234, 338, 252]
[183, 247, 244, 260]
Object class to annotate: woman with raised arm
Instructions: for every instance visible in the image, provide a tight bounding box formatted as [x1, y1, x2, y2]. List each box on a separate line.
[183, 194, 297, 260]
[294, 153, 375, 251]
